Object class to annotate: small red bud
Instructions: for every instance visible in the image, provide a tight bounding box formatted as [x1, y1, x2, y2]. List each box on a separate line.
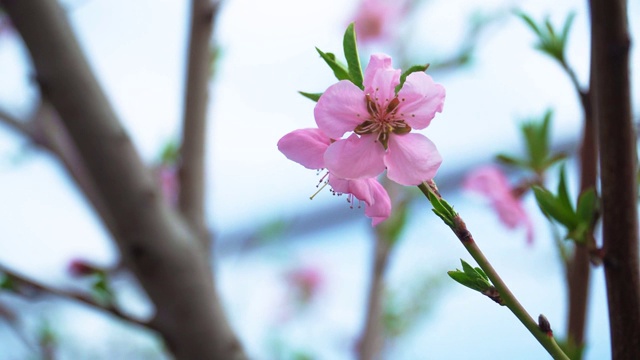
[68, 259, 98, 277]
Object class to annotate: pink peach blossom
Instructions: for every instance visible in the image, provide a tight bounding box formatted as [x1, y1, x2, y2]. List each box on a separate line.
[315, 53, 445, 186]
[277, 128, 391, 226]
[464, 166, 534, 244]
[351, 0, 408, 43]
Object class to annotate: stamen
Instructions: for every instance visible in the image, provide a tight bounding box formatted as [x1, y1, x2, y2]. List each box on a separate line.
[310, 181, 329, 200]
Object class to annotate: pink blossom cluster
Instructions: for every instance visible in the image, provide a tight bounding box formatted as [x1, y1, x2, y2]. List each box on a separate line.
[351, 0, 409, 44]
[278, 54, 445, 225]
[464, 166, 535, 244]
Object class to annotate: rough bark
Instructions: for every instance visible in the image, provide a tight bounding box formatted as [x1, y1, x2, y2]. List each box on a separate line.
[0, 1, 246, 358]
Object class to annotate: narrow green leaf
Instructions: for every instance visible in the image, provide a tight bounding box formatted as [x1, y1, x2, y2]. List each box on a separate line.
[542, 151, 567, 170]
[431, 209, 452, 227]
[315, 47, 350, 81]
[298, 91, 323, 102]
[343, 23, 364, 89]
[576, 188, 598, 224]
[556, 165, 574, 213]
[532, 186, 577, 228]
[461, 259, 476, 276]
[544, 18, 557, 39]
[516, 12, 543, 37]
[495, 153, 528, 168]
[475, 267, 489, 281]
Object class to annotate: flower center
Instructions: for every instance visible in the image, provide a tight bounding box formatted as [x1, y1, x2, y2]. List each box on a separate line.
[354, 93, 412, 149]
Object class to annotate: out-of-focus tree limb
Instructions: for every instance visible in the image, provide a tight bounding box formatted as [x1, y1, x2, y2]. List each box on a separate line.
[178, 0, 220, 252]
[0, 264, 151, 330]
[0, 1, 245, 359]
[0, 103, 118, 237]
[589, 0, 640, 358]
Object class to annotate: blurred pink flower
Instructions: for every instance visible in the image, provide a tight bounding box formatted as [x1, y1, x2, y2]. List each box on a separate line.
[278, 128, 391, 226]
[351, 0, 408, 43]
[464, 166, 534, 244]
[155, 165, 179, 206]
[285, 265, 325, 305]
[315, 53, 445, 186]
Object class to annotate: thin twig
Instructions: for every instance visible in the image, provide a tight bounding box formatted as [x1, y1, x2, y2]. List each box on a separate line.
[418, 183, 569, 360]
[0, 264, 151, 330]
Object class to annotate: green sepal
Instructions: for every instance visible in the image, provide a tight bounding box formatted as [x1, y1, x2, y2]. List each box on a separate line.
[298, 91, 323, 102]
[395, 64, 430, 94]
[342, 23, 364, 89]
[448, 259, 492, 293]
[315, 47, 350, 81]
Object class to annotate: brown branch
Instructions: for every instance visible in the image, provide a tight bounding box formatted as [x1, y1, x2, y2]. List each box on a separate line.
[178, 0, 220, 251]
[358, 231, 392, 360]
[0, 264, 151, 330]
[0, 2, 245, 359]
[0, 108, 32, 136]
[589, 0, 640, 358]
[1, 102, 118, 240]
[561, 32, 596, 354]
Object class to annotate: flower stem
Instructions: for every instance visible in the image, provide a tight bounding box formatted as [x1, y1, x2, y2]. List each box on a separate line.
[418, 182, 570, 360]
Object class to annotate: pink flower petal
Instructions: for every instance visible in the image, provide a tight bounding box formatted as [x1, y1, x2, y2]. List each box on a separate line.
[368, 68, 401, 109]
[464, 166, 511, 199]
[384, 133, 442, 185]
[364, 53, 394, 91]
[396, 72, 445, 129]
[464, 166, 535, 244]
[315, 81, 368, 139]
[324, 134, 386, 179]
[277, 128, 330, 169]
[362, 178, 392, 225]
[328, 175, 391, 226]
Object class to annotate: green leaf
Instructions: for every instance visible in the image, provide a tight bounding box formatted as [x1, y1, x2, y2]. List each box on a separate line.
[532, 186, 576, 228]
[541, 151, 568, 170]
[395, 64, 430, 94]
[576, 188, 598, 224]
[342, 23, 364, 89]
[315, 47, 350, 81]
[448, 259, 492, 293]
[298, 91, 323, 102]
[427, 194, 455, 227]
[556, 165, 574, 213]
[495, 153, 528, 168]
[516, 12, 542, 37]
